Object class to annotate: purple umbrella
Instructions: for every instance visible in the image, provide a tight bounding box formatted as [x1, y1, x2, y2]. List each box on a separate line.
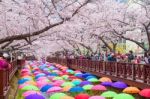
[25, 94, 45, 99]
[79, 81, 92, 87]
[111, 81, 127, 89]
[101, 82, 112, 86]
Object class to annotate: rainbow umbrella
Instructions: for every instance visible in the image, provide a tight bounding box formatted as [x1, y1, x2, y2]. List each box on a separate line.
[25, 94, 45, 99]
[49, 93, 66, 99]
[113, 93, 134, 99]
[139, 88, 150, 98]
[101, 91, 117, 98]
[89, 96, 105, 99]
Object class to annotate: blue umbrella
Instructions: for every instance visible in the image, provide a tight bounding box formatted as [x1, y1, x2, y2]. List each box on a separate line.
[69, 86, 84, 93]
[40, 84, 53, 92]
[82, 73, 93, 78]
[35, 75, 45, 79]
[75, 74, 83, 78]
[86, 76, 97, 80]
[18, 78, 30, 84]
[36, 73, 46, 77]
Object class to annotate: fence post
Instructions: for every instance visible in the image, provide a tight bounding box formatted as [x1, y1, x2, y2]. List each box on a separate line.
[132, 64, 136, 81]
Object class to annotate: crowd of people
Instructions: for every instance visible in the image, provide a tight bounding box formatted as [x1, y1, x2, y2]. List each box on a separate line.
[71, 50, 150, 64]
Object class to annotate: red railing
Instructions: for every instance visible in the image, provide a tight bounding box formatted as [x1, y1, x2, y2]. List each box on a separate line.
[47, 57, 150, 89]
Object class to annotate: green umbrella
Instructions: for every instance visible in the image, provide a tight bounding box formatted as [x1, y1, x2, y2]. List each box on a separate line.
[113, 93, 135, 99]
[62, 75, 69, 80]
[61, 82, 75, 87]
[49, 93, 66, 99]
[53, 77, 63, 80]
[101, 91, 117, 98]
[83, 85, 94, 90]
[88, 78, 99, 83]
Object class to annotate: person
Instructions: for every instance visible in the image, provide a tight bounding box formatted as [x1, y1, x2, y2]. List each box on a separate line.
[144, 52, 149, 64]
[128, 50, 134, 62]
[0, 52, 9, 69]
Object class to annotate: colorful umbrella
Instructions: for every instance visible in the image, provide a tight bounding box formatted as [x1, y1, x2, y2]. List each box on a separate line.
[123, 87, 140, 94]
[72, 80, 81, 86]
[113, 93, 134, 99]
[40, 84, 53, 92]
[79, 81, 92, 87]
[101, 82, 112, 86]
[111, 81, 127, 89]
[99, 77, 112, 82]
[18, 79, 30, 84]
[83, 85, 93, 90]
[89, 96, 105, 99]
[21, 85, 39, 92]
[139, 89, 150, 98]
[23, 91, 41, 97]
[47, 87, 62, 93]
[61, 82, 75, 87]
[88, 78, 99, 83]
[86, 76, 97, 80]
[75, 93, 90, 99]
[101, 91, 117, 98]
[63, 86, 72, 92]
[25, 94, 45, 99]
[92, 85, 107, 91]
[69, 86, 84, 93]
[49, 93, 66, 99]
[60, 95, 74, 99]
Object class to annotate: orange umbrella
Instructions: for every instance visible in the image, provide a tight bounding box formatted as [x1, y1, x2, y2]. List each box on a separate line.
[99, 77, 112, 82]
[60, 95, 74, 99]
[63, 86, 72, 92]
[25, 81, 37, 86]
[123, 87, 140, 94]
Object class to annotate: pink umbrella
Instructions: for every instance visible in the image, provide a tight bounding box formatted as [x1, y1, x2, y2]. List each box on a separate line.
[47, 87, 62, 94]
[19, 84, 30, 89]
[52, 80, 65, 86]
[37, 77, 48, 81]
[37, 81, 49, 88]
[21, 69, 30, 73]
[23, 91, 41, 97]
[92, 85, 107, 91]
[89, 96, 105, 99]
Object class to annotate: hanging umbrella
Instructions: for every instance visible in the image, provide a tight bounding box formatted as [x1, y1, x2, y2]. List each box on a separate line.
[79, 81, 92, 87]
[18, 79, 30, 84]
[23, 91, 41, 97]
[69, 86, 84, 93]
[25, 94, 45, 99]
[86, 76, 97, 80]
[111, 81, 127, 89]
[49, 93, 66, 99]
[82, 73, 93, 78]
[92, 85, 107, 91]
[19, 84, 31, 89]
[61, 82, 75, 87]
[139, 88, 150, 98]
[72, 80, 81, 86]
[83, 85, 93, 90]
[75, 93, 90, 99]
[20, 85, 39, 95]
[47, 87, 62, 94]
[40, 84, 53, 92]
[25, 81, 37, 86]
[101, 82, 112, 86]
[89, 96, 105, 99]
[60, 95, 74, 99]
[99, 77, 112, 82]
[37, 77, 48, 81]
[35, 75, 45, 79]
[53, 77, 63, 80]
[123, 87, 140, 94]
[101, 91, 117, 98]
[113, 93, 134, 99]
[88, 78, 99, 83]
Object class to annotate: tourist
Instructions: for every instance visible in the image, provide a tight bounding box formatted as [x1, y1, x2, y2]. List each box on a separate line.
[128, 50, 134, 62]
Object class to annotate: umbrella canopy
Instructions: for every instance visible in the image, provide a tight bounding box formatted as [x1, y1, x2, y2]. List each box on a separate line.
[52, 80, 65, 86]
[69, 86, 84, 93]
[21, 85, 39, 92]
[83, 85, 93, 90]
[99, 77, 112, 82]
[111, 81, 127, 89]
[72, 80, 81, 86]
[79, 81, 92, 87]
[113, 93, 134, 99]
[75, 93, 90, 99]
[92, 85, 107, 91]
[25, 94, 45, 99]
[89, 96, 105, 99]
[101, 82, 112, 86]
[40, 84, 53, 92]
[123, 87, 140, 94]
[47, 87, 62, 93]
[101, 91, 117, 98]
[49, 93, 66, 99]
[63, 86, 72, 92]
[88, 78, 99, 83]
[61, 82, 75, 87]
[25, 81, 37, 86]
[60, 95, 74, 99]
[139, 89, 150, 98]
[53, 77, 63, 80]
[23, 91, 41, 97]
[86, 76, 97, 80]
[18, 79, 30, 84]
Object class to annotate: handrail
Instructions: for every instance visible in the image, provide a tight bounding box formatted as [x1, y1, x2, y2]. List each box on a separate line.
[47, 57, 150, 89]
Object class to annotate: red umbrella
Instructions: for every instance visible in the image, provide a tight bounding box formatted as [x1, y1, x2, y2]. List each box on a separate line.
[139, 89, 150, 98]
[75, 93, 90, 99]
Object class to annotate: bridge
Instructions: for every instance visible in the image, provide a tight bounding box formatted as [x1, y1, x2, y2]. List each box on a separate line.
[47, 57, 150, 89]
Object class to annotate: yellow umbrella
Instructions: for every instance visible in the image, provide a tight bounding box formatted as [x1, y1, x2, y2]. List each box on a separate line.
[99, 77, 112, 82]
[63, 86, 72, 92]
[123, 87, 140, 94]
[25, 81, 37, 86]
